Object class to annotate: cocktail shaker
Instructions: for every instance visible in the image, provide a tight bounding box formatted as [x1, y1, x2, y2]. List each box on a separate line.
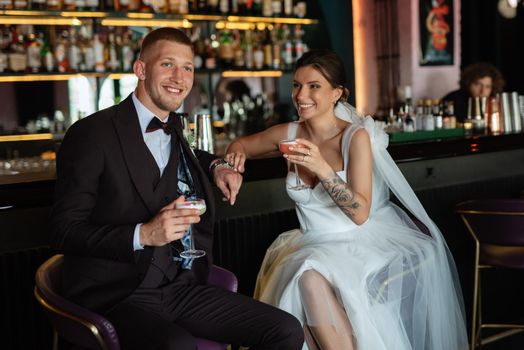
[194, 113, 215, 153]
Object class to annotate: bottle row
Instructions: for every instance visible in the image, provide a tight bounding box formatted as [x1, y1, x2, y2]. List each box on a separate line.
[387, 98, 458, 134]
[0, 22, 308, 73]
[0, 0, 307, 17]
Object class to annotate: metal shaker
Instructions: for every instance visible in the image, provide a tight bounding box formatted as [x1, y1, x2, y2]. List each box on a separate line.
[194, 113, 215, 154]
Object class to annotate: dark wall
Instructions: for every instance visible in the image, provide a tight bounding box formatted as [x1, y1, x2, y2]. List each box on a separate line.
[461, 0, 524, 93]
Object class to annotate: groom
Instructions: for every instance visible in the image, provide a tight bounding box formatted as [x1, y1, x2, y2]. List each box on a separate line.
[51, 27, 303, 349]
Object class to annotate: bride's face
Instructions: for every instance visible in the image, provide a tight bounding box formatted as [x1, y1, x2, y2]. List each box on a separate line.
[292, 65, 342, 120]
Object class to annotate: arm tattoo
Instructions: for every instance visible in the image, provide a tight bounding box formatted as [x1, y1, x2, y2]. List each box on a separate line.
[320, 176, 361, 219]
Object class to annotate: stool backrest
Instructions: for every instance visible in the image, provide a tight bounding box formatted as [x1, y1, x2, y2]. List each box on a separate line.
[456, 199, 524, 246]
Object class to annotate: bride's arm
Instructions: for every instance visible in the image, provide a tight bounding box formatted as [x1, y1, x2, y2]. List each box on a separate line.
[318, 129, 372, 225]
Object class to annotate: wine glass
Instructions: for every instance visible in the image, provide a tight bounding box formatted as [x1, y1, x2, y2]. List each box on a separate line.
[279, 139, 310, 190]
[176, 198, 207, 259]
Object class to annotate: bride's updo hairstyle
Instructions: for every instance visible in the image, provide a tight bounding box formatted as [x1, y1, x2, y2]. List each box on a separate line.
[294, 49, 349, 104]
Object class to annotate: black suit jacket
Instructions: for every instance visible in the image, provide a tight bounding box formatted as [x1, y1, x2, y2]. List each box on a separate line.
[51, 95, 217, 313]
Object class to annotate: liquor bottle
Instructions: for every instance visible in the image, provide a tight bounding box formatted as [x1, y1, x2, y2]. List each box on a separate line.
[103, 0, 115, 11]
[252, 0, 261, 15]
[219, 0, 228, 14]
[204, 38, 217, 70]
[253, 41, 264, 69]
[0, 0, 13, 10]
[281, 24, 293, 69]
[178, 0, 188, 13]
[26, 32, 42, 73]
[31, 0, 46, 10]
[46, 0, 61, 10]
[271, 0, 281, 17]
[262, 28, 273, 68]
[76, 0, 87, 11]
[293, 24, 305, 61]
[13, 0, 28, 9]
[294, 0, 306, 18]
[433, 99, 443, 129]
[80, 26, 95, 71]
[85, 0, 100, 11]
[62, 0, 76, 10]
[233, 30, 245, 68]
[168, 0, 180, 13]
[208, 0, 218, 13]
[463, 97, 474, 136]
[230, 0, 239, 14]
[423, 99, 435, 131]
[139, 0, 155, 13]
[472, 96, 485, 132]
[68, 30, 82, 72]
[121, 31, 135, 72]
[243, 30, 254, 69]
[262, 0, 271, 16]
[219, 30, 234, 69]
[190, 26, 204, 69]
[107, 33, 120, 71]
[93, 34, 105, 72]
[414, 99, 424, 131]
[40, 31, 54, 72]
[54, 31, 69, 73]
[271, 25, 281, 69]
[283, 0, 292, 16]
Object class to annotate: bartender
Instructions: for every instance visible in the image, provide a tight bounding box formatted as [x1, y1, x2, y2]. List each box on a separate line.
[442, 62, 505, 122]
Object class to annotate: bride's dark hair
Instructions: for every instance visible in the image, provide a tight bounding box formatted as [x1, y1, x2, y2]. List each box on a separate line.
[294, 49, 349, 103]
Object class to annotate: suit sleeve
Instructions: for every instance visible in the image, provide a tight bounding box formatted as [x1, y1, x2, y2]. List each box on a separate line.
[51, 121, 136, 263]
[194, 149, 218, 183]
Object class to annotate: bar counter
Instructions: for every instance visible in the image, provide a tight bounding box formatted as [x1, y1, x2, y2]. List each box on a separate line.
[2, 131, 524, 349]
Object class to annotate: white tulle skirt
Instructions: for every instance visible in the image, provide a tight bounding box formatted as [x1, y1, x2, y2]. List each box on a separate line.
[254, 203, 468, 350]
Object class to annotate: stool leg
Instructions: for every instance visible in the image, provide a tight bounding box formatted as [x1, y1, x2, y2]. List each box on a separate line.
[471, 245, 481, 350]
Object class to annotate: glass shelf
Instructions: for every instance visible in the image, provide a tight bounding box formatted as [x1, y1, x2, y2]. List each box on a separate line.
[0, 9, 318, 26]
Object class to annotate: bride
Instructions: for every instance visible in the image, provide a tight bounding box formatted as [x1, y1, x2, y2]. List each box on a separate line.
[225, 49, 468, 350]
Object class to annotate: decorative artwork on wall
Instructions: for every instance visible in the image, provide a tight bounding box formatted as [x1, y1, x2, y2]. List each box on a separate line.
[419, 0, 454, 66]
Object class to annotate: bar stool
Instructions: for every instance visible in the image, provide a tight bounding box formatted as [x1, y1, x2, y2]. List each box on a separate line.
[35, 254, 238, 350]
[456, 199, 524, 350]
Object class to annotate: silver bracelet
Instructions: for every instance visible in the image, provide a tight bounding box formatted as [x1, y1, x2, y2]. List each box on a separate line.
[209, 158, 234, 173]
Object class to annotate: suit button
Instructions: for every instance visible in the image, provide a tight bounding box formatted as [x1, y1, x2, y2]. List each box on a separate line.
[151, 257, 155, 261]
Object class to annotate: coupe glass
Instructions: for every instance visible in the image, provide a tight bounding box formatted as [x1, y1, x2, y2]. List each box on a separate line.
[176, 198, 207, 259]
[279, 139, 310, 190]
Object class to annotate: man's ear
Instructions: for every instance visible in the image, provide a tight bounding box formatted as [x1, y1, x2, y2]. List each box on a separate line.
[133, 60, 146, 81]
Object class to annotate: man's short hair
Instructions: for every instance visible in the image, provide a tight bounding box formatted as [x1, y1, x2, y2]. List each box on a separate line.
[139, 27, 193, 59]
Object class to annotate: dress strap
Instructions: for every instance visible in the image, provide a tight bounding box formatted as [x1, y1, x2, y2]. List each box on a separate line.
[341, 123, 363, 171]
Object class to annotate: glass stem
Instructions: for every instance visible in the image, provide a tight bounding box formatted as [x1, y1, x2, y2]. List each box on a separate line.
[294, 163, 301, 186]
[189, 225, 194, 251]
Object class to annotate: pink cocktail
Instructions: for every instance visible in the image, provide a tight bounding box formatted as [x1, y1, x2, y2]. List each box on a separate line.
[278, 139, 309, 190]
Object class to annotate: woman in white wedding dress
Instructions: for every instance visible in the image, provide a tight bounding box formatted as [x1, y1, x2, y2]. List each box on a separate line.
[225, 50, 468, 350]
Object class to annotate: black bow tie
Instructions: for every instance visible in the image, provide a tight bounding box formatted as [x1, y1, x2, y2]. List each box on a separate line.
[146, 116, 176, 135]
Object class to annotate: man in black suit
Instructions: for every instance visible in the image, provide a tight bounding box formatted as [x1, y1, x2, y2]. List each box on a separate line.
[51, 27, 303, 350]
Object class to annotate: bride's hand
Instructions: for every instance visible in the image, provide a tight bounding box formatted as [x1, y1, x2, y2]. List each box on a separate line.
[286, 139, 333, 179]
[224, 151, 246, 173]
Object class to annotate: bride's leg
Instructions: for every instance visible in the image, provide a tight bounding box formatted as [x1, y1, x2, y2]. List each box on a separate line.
[298, 270, 355, 350]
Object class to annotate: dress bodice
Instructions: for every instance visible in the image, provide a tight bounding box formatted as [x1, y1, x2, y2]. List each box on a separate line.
[285, 122, 363, 234]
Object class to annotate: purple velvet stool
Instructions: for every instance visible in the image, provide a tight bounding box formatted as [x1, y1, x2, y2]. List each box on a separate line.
[34, 254, 238, 350]
[456, 199, 524, 350]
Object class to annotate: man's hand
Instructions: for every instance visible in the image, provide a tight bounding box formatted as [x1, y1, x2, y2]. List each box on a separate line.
[139, 196, 200, 246]
[214, 167, 243, 205]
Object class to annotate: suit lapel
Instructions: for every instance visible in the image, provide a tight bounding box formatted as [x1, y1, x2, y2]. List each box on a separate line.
[112, 95, 159, 215]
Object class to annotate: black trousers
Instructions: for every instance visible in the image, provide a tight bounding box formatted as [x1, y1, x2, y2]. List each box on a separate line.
[105, 273, 304, 350]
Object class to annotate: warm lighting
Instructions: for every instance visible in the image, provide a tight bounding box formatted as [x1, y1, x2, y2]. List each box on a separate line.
[127, 12, 155, 19]
[352, 0, 366, 111]
[101, 18, 192, 28]
[215, 21, 256, 30]
[227, 15, 317, 25]
[61, 11, 107, 17]
[0, 73, 104, 82]
[0, 134, 53, 142]
[184, 14, 224, 21]
[222, 70, 283, 78]
[107, 73, 135, 80]
[0, 16, 83, 25]
[213, 120, 225, 128]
